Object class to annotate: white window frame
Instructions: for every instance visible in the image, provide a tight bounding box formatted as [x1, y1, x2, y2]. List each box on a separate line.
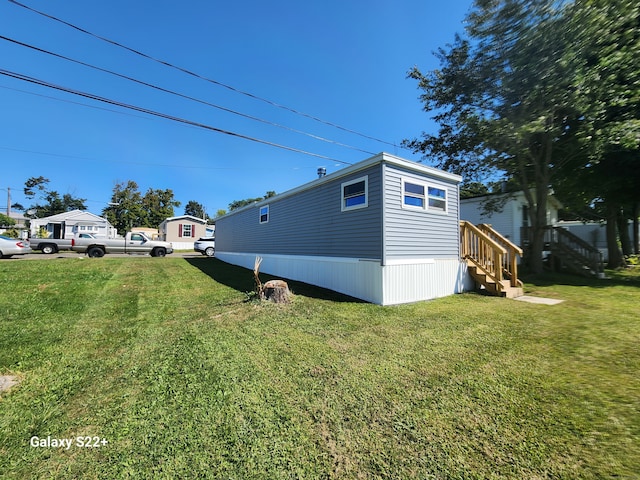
[259, 205, 269, 224]
[401, 178, 448, 214]
[427, 185, 448, 213]
[341, 176, 368, 212]
[401, 178, 427, 210]
[181, 224, 193, 237]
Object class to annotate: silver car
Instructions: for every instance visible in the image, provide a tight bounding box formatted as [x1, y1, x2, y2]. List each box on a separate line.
[0, 235, 32, 258]
[194, 237, 215, 257]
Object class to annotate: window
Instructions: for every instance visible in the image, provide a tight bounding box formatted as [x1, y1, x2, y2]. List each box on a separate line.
[401, 178, 448, 213]
[341, 176, 368, 211]
[259, 205, 269, 223]
[403, 181, 425, 208]
[178, 223, 194, 238]
[428, 186, 447, 212]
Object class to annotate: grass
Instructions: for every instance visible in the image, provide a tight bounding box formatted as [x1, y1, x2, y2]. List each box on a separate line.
[0, 257, 638, 479]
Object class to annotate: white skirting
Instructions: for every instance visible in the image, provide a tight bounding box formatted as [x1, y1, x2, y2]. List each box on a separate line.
[170, 241, 196, 250]
[215, 251, 471, 305]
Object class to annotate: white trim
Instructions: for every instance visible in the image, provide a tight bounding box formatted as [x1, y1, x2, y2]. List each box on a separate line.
[259, 205, 269, 224]
[341, 175, 369, 212]
[401, 177, 427, 211]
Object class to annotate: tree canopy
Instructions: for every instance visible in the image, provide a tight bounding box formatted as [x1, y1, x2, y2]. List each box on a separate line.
[405, 0, 639, 270]
[102, 181, 180, 234]
[23, 176, 87, 218]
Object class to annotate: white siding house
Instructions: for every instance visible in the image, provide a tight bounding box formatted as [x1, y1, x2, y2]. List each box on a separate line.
[460, 191, 562, 247]
[29, 210, 114, 239]
[215, 153, 473, 305]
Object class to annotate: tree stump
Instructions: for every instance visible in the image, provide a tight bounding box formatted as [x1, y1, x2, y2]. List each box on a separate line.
[261, 279, 291, 303]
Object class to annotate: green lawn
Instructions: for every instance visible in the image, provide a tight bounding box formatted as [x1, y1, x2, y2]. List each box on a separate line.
[0, 257, 638, 479]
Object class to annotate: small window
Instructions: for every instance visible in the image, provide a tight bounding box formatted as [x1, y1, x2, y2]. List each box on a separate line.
[341, 176, 368, 211]
[428, 186, 447, 212]
[182, 224, 193, 237]
[259, 205, 269, 223]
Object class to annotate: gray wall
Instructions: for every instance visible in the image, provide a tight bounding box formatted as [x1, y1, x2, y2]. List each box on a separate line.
[383, 163, 460, 261]
[215, 159, 461, 262]
[215, 165, 384, 259]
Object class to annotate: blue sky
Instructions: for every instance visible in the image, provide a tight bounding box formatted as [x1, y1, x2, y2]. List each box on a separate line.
[1, 0, 472, 217]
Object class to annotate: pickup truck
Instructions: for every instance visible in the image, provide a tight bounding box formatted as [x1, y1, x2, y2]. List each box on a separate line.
[71, 232, 173, 257]
[29, 234, 95, 254]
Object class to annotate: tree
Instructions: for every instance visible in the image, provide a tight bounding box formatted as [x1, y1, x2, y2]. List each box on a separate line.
[184, 200, 207, 219]
[142, 188, 181, 228]
[103, 181, 181, 234]
[228, 192, 277, 212]
[551, 0, 640, 266]
[0, 213, 16, 227]
[102, 181, 145, 234]
[404, 0, 604, 273]
[23, 176, 87, 218]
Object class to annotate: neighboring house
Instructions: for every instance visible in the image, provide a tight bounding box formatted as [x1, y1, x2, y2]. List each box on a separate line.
[159, 215, 209, 249]
[29, 210, 114, 239]
[460, 191, 562, 247]
[556, 220, 638, 262]
[1, 212, 29, 239]
[131, 227, 160, 240]
[215, 152, 473, 305]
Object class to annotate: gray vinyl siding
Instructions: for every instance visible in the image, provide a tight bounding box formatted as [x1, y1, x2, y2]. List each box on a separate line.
[215, 165, 383, 259]
[383, 163, 460, 260]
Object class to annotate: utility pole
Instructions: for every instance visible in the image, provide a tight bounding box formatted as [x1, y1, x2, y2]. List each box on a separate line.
[6, 187, 10, 216]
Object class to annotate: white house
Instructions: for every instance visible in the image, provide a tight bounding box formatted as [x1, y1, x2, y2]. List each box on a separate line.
[460, 191, 562, 247]
[29, 210, 114, 239]
[159, 215, 209, 250]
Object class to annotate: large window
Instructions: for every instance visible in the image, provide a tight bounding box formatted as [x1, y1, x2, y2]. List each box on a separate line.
[402, 178, 447, 213]
[341, 176, 368, 211]
[259, 205, 269, 223]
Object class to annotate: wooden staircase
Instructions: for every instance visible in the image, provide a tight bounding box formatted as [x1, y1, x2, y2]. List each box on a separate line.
[521, 226, 604, 278]
[460, 221, 524, 298]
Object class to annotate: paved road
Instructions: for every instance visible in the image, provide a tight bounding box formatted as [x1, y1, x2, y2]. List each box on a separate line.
[5, 251, 207, 261]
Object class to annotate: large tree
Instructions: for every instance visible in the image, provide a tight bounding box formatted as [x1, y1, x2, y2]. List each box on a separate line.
[103, 181, 180, 234]
[549, 0, 640, 266]
[405, 0, 594, 273]
[184, 200, 207, 220]
[23, 176, 87, 218]
[142, 188, 181, 228]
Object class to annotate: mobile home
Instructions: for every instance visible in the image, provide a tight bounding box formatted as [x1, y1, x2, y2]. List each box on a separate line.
[214, 153, 473, 305]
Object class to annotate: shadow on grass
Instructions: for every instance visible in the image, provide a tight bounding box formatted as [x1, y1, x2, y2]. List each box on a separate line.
[184, 257, 366, 303]
[520, 267, 640, 289]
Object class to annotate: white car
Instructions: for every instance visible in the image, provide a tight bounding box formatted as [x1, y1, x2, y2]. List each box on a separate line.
[0, 235, 32, 258]
[194, 237, 215, 257]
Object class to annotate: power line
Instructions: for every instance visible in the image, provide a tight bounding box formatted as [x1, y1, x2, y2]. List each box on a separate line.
[8, 0, 403, 150]
[0, 68, 354, 166]
[0, 84, 150, 120]
[0, 34, 376, 156]
[0, 145, 319, 171]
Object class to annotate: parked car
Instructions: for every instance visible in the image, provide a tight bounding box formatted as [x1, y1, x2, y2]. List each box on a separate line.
[29, 233, 96, 254]
[0, 236, 32, 258]
[71, 232, 173, 257]
[194, 237, 215, 257]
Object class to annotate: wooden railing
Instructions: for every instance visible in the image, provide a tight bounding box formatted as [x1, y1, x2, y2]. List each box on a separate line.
[477, 223, 524, 288]
[460, 221, 506, 288]
[521, 226, 604, 276]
